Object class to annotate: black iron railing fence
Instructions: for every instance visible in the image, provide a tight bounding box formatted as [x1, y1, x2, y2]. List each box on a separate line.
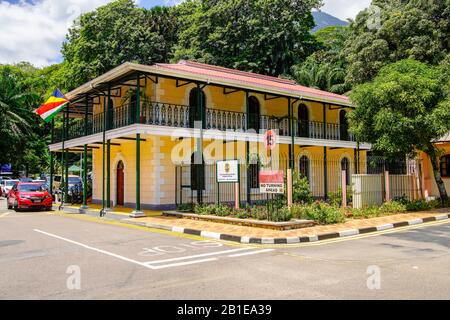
[52, 99, 355, 143]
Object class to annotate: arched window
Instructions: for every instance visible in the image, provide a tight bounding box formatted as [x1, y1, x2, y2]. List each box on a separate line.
[189, 88, 206, 128]
[339, 110, 349, 141]
[440, 155, 450, 177]
[297, 104, 309, 137]
[190, 152, 205, 191]
[341, 157, 350, 186]
[299, 155, 310, 183]
[248, 96, 260, 133]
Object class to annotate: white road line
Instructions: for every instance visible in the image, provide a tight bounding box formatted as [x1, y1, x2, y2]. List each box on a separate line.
[228, 249, 274, 258]
[144, 247, 253, 265]
[33, 229, 157, 270]
[151, 258, 219, 269]
[0, 212, 10, 218]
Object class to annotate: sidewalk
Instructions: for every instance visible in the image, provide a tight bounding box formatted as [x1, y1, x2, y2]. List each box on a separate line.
[56, 204, 450, 245]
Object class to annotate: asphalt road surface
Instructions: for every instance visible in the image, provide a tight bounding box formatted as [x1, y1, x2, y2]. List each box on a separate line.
[0, 197, 449, 300]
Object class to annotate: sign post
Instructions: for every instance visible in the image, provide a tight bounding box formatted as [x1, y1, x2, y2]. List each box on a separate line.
[217, 160, 240, 209]
[259, 171, 284, 194]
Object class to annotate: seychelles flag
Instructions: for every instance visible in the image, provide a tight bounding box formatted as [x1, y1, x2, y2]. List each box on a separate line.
[35, 88, 69, 123]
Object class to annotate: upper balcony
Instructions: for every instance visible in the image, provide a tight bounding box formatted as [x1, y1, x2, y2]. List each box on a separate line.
[53, 99, 355, 144]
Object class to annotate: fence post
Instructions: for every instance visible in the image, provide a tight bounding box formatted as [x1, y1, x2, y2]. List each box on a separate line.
[341, 170, 347, 207]
[235, 182, 240, 209]
[287, 168, 293, 207]
[385, 171, 390, 202]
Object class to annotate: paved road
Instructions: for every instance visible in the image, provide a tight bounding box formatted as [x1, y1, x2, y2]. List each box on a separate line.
[0, 197, 449, 299]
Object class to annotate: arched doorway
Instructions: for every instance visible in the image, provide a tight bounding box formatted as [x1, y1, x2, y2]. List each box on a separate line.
[339, 110, 349, 141]
[298, 104, 309, 137]
[116, 161, 125, 206]
[189, 88, 206, 128]
[341, 157, 350, 186]
[299, 155, 310, 183]
[248, 96, 260, 133]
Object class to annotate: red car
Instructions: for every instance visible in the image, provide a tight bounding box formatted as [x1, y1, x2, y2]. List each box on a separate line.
[7, 182, 52, 211]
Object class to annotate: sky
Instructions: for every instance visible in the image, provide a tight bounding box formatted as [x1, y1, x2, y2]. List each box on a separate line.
[0, 0, 371, 67]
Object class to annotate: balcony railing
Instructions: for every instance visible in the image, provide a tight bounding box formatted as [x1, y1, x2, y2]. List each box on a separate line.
[52, 100, 355, 143]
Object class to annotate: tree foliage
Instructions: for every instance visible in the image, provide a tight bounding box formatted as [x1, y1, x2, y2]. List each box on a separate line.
[343, 0, 450, 85]
[174, 0, 322, 76]
[349, 59, 450, 200]
[62, 0, 180, 89]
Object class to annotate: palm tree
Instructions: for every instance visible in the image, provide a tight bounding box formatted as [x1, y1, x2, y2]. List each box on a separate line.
[0, 67, 35, 138]
[291, 60, 348, 94]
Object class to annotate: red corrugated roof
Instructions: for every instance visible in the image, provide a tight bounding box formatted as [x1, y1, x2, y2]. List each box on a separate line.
[155, 60, 350, 104]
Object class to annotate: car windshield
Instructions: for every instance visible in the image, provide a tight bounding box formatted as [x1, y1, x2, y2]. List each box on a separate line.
[18, 184, 45, 192]
[68, 177, 81, 184]
[5, 180, 19, 187]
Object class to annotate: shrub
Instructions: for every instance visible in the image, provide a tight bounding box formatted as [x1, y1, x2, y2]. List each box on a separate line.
[214, 204, 232, 216]
[292, 173, 314, 204]
[296, 201, 345, 224]
[248, 206, 268, 220]
[380, 201, 407, 213]
[194, 204, 232, 216]
[235, 209, 249, 219]
[177, 203, 193, 212]
[349, 206, 382, 219]
[405, 199, 431, 212]
[271, 206, 293, 222]
[328, 186, 353, 207]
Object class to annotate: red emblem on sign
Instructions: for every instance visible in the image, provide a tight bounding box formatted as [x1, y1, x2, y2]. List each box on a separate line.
[264, 130, 277, 150]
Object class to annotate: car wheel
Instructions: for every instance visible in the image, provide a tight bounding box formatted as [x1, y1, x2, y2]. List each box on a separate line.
[7, 201, 12, 210]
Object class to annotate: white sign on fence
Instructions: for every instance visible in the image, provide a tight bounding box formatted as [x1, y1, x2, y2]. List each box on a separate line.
[259, 171, 284, 194]
[216, 160, 239, 183]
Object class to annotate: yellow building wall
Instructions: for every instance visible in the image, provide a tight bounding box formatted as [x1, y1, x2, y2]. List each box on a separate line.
[420, 144, 450, 198]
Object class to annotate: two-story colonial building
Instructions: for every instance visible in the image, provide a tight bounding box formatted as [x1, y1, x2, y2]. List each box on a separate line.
[48, 60, 371, 216]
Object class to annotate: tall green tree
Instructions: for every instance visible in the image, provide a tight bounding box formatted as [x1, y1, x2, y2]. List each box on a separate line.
[349, 59, 450, 201]
[343, 0, 450, 86]
[62, 0, 180, 89]
[174, 0, 322, 76]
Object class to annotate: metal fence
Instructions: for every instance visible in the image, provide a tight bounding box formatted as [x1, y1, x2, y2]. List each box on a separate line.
[175, 155, 422, 208]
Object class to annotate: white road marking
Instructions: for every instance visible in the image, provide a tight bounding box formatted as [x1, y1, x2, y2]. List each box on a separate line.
[0, 212, 10, 218]
[144, 247, 252, 265]
[34, 229, 157, 270]
[151, 258, 219, 269]
[33, 229, 275, 271]
[228, 249, 274, 258]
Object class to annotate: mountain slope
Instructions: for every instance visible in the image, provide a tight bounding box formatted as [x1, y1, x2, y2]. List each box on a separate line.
[312, 11, 349, 32]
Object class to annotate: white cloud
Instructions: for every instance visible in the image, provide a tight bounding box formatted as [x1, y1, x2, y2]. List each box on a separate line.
[0, 0, 114, 67]
[322, 0, 371, 21]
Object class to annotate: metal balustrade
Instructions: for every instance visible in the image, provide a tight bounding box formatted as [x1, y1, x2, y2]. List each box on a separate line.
[51, 100, 355, 143]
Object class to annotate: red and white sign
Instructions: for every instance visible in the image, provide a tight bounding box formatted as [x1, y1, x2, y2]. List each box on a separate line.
[264, 130, 277, 151]
[259, 170, 284, 194]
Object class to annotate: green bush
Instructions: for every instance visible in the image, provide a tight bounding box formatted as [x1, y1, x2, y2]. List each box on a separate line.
[350, 206, 382, 219]
[292, 173, 314, 204]
[248, 206, 268, 220]
[294, 201, 345, 224]
[271, 206, 293, 222]
[235, 209, 249, 219]
[405, 199, 431, 212]
[380, 201, 407, 213]
[194, 204, 232, 216]
[328, 186, 353, 207]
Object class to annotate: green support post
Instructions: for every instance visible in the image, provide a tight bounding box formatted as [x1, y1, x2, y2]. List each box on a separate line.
[64, 107, 69, 204]
[323, 103, 328, 200]
[59, 113, 65, 209]
[50, 119, 54, 202]
[80, 95, 89, 213]
[106, 139, 111, 209]
[131, 73, 144, 217]
[100, 96, 106, 216]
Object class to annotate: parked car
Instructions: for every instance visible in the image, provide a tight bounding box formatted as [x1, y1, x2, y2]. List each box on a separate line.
[7, 182, 52, 211]
[53, 175, 82, 194]
[2, 179, 19, 196]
